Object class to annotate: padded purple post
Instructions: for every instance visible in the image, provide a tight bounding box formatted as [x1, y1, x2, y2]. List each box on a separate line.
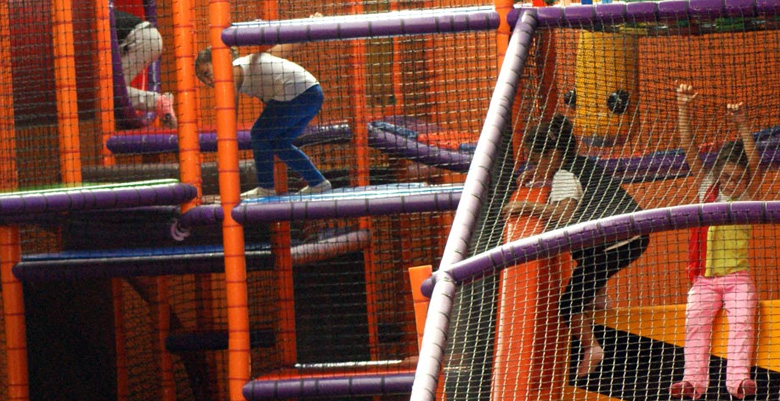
[243, 373, 415, 400]
[223, 6, 499, 46]
[411, 11, 540, 401]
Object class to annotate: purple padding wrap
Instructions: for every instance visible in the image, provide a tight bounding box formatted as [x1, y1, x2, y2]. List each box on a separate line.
[0, 182, 196, 220]
[106, 123, 353, 154]
[243, 373, 415, 400]
[180, 204, 224, 227]
[13, 247, 273, 282]
[223, 6, 499, 46]
[510, 0, 779, 28]
[425, 201, 780, 290]
[233, 187, 461, 224]
[368, 129, 473, 173]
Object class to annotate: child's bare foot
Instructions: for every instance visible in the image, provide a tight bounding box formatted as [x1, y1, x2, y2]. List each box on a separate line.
[670, 381, 695, 399]
[592, 292, 614, 310]
[576, 344, 604, 377]
[734, 379, 756, 399]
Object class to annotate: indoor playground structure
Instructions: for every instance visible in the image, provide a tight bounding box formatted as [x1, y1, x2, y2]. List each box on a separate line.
[0, 0, 779, 401]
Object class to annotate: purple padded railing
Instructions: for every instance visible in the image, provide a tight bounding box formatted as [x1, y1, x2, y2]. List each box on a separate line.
[13, 230, 369, 282]
[507, 0, 778, 28]
[222, 6, 499, 46]
[232, 186, 462, 224]
[243, 373, 415, 400]
[422, 201, 780, 296]
[106, 122, 353, 154]
[0, 182, 196, 222]
[367, 128, 473, 173]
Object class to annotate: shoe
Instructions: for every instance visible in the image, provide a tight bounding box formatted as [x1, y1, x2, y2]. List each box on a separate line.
[734, 379, 756, 399]
[298, 179, 332, 195]
[156, 92, 178, 129]
[240, 187, 276, 199]
[670, 381, 695, 399]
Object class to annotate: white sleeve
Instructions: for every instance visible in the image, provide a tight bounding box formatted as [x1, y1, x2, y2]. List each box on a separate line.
[549, 170, 583, 203]
[697, 173, 715, 202]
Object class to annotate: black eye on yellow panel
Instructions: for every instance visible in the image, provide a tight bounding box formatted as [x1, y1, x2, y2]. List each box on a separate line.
[563, 89, 576, 108]
[607, 89, 630, 114]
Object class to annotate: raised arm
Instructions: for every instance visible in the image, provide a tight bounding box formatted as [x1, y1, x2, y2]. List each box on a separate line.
[728, 102, 762, 197]
[676, 83, 705, 179]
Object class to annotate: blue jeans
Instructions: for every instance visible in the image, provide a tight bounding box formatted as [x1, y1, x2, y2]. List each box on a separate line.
[251, 84, 326, 189]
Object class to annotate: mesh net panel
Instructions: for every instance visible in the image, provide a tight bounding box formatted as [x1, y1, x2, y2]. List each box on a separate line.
[444, 12, 780, 401]
[1, 0, 496, 400]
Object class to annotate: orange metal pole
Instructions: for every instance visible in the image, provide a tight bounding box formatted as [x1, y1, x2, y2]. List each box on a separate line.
[52, 0, 82, 184]
[0, 227, 26, 401]
[495, 0, 513, 71]
[492, 186, 566, 401]
[345, 1, 381, 361]
[95, 0, 116, 166]
[208, 0, 250, 398]
[408, 265, 432, 352]
[112, 281, 129, 401]
[173, 0, 203, 209]
[0, 2, 27, 399]
[156, 277, 176, 401]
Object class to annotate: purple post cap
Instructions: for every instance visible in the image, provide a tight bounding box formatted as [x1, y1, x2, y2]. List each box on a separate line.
[536, 7, 564, 27]
[595, 3, 627, 22]
[689, 0, 726, 18]
[626, 1, 659, 22]
[657, 0, 690, 20]
[563, 4, 597, 25]
[756, 0, 780, 13]
[724, 0, 757, 16]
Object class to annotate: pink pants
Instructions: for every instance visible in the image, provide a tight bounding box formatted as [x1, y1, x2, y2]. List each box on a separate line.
[683, 270, 757, 399]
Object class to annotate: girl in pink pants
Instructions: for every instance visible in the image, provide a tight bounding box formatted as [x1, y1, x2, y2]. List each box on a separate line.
[672, 84, 764, 400]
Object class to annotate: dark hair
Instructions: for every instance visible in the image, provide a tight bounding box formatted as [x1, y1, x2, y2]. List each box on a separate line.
[194, 46, 240, 69]
[523, 114, 577, 164]
[714, 139, 750, 175]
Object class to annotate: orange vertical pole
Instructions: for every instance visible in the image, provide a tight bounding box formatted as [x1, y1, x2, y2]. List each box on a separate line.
[52, 0, 82, 184]
[0, 228, 25, 401]
[347, 6, 381, 360]
[112, 281, 129, 401]
[495, 0, 514, 71]
[96, 4, 128, 398]
[156, 277, 176, 401]
[95, 0, 116, 166]
[492, 186, 566, 401]
[0, 2, 27, 399]
[257, 0, 299, 370]
[209, 0, 250, 399]
[408, 265, 432, 352]
[173, 0, 203, 208]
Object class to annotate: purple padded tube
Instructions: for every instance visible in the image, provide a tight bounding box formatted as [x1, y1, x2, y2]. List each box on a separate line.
[410, 11, 539, 401]
[243, 373, 415, 400]
[233, 191, 461, 224]
[431, 201, 780, 287]
[368, 129, 473, 173]
[0, 182, 196, 220]
[222, 6, 499, 46]
[507, 0, 773, 28]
